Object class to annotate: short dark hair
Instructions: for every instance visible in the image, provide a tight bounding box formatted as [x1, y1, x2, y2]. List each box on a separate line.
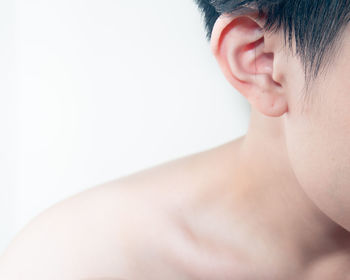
[194, 0, 350, 99]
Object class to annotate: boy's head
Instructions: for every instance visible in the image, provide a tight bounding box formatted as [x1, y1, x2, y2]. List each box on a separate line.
[195, 0, 350, 230]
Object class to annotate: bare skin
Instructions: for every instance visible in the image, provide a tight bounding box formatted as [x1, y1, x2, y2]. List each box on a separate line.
[0, 132, 349, 279]
[2, 8, 350, 280]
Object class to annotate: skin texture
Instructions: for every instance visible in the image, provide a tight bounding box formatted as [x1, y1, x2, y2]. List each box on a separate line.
[1, 10, 350, 280]
[210, 11, 350, 233]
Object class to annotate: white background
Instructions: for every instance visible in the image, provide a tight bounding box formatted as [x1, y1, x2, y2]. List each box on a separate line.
[0, 0, 250, 255]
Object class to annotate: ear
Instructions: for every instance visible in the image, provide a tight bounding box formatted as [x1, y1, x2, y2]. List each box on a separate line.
[211, 13, 288, 117]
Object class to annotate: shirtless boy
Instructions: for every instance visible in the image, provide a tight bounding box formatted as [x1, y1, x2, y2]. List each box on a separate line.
[1, 0, 350, 279]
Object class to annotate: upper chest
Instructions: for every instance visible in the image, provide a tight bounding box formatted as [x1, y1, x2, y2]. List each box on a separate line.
[301, 252, 350, 280]
[122, 204, 300, 280]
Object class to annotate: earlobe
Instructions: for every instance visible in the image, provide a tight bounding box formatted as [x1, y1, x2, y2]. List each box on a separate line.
[211, 13, 288, 117]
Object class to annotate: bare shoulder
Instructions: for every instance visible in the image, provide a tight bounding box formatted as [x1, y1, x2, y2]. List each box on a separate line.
[0, 179, 140, 279]
[0, 144, 224, 280]
[0, 141, 240, 279]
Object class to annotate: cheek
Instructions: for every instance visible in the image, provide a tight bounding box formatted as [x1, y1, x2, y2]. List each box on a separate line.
[283, 80, 350, 230]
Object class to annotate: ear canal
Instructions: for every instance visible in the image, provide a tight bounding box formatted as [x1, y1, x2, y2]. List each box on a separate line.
[211, 13, 287, 117]
[241, 37, 273, 77]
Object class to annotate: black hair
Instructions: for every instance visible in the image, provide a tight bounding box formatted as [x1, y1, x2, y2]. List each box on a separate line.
[194, 0, 350, 100]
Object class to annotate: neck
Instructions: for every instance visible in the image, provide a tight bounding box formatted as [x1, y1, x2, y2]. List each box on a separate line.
[230, 109, 350, 264]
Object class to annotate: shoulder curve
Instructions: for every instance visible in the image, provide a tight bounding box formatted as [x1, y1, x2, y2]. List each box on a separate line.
[0, 182, 138, 280]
